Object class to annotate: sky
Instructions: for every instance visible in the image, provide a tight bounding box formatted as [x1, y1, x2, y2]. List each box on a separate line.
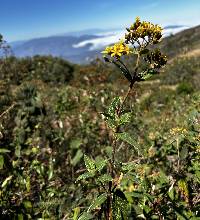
[1, 0, 200, 42]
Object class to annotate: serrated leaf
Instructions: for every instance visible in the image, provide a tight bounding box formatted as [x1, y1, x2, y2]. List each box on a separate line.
[122, 162, 135, 171]
[72, 149, 83, 166]
[116, 132, 140, 154]
[78, 212, 93, 220]
[97, 174, 112, 184]
[84, 155, 96, 173]
[76, 172, 94, 182]
[95, 159, 107, 172]
[106, 118, 117, 129]
[88, 193, 107, 212]
[119, 112, 132, 125]
[108, 97, 120, 118]
[0, 148, 10, 153]
[113, 189, 129, 220]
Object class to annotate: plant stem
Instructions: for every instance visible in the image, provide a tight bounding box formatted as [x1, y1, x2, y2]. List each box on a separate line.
[0, 102, 16, 119]
[177, 137, 180, 172]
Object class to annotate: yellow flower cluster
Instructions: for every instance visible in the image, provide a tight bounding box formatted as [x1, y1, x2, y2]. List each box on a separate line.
[170, 127, 187, 136]
[125, 16, 163, 44]
[102, 41, 132, 59]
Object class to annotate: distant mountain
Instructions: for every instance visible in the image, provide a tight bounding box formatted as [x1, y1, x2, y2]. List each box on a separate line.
[10, 25, 190, 64]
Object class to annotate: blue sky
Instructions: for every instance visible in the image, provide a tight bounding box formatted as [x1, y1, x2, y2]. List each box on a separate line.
[1, 0, 200, 42]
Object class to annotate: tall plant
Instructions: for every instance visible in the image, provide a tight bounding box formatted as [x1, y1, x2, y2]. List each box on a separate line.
[76, 17, 167, 219]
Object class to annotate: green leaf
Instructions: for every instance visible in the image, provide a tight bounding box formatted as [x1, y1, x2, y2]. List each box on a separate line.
[73, 207, 80, 220]
[122, 162, 135, 171]
[180, 146, 188, 160]
[104, 146, 112, 158]
[15, 145, 21, 158]
[1, 175, 12, 188]
[112, 61, 132, 83]
[95, 159, 107, 172]
[106, 118, 117, 129]
[72, 149, 83, 166]
[0, 155, 4, 169]
[113, 189, 129, 220]
[76, 172, 95, 182]
[168, 182, 175, 200]
[84, 155, 96, 173]
[18, 214, 24, 220]
[23, 200, 32, 209]
[26, 176, 31, 192]
[88, 193, 107, 212]
[119, 112, 132, 125]
[116, 132, 140, 153]
[70, 139, 82, 149]
[78, 212, 93, 220]
[108, 97, 120, 118]
[48, 167, 53, 180]
[97, 174, 112, 184]
[141, 73, 153, 80]
[0, 148, 10, 153]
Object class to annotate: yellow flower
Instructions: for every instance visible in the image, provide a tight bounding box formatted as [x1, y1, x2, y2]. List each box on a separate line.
[102, 41, 132, 59]
[170, 127, 187, 135]
[111, 44, 123, 57]
[101, 46, 113, 55]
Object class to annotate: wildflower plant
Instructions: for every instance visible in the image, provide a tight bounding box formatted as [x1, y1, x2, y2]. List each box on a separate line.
[75, 17, 168, 220]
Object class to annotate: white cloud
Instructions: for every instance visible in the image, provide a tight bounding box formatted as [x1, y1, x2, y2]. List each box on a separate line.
[73, 26, 190, 51]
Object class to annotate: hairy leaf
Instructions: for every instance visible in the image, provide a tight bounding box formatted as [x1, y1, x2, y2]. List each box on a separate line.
[116, 132, 140, 153]
[78, 212, 93, 220]
[108, 97, 120, 118]
[119, 112, 132, 125]
[97, 174, 112, 184]
[95, 159, 107, 172]
[113, 189, 129, 220]
[84, 155, 96, 173]
[76, 172, 95, 182]
[88, 193, 107, 212]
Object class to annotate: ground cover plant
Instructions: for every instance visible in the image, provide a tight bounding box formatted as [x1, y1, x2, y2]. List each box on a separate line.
[0, 19, 199, 219]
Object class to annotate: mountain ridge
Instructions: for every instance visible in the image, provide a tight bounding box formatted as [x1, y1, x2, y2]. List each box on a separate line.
[9, 25, 198, 64]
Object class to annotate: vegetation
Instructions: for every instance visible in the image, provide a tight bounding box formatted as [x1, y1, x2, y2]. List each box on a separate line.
[0, 20, 200, 219]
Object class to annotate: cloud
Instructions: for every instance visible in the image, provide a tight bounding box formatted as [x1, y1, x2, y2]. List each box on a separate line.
[73, 30, 124, 50]
[73, 26, 190, 51]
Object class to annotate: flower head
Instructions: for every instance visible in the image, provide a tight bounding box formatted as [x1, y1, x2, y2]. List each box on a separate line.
[102, 40, 132, 59]
[125, 17, 163, 45]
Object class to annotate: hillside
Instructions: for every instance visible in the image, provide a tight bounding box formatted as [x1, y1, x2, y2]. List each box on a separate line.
[161, 25, 200, 58]
[10, 25, 190, 64]
[0, 24, 200, 219]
